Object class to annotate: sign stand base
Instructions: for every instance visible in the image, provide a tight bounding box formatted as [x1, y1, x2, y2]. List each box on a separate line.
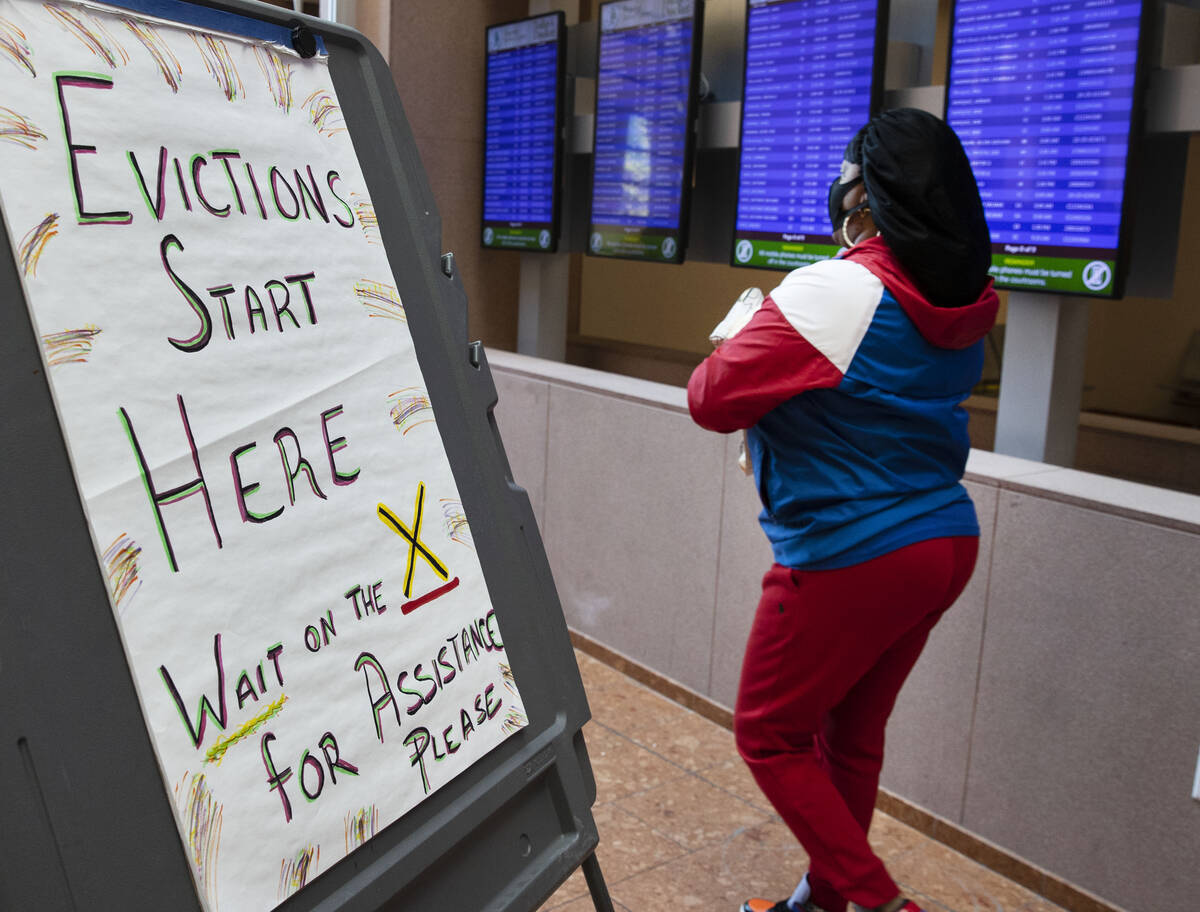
[582, 853, 616, 912]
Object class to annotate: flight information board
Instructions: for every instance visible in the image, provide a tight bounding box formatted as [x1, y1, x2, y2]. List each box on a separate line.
[732, 0, 884, 271]
[483, 12, 565, 252]
[947, 0, 1145, 297]
[588, 0, 702, 263]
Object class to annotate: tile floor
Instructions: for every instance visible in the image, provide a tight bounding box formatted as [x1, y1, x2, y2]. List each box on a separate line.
[540, 651, 1069, 912]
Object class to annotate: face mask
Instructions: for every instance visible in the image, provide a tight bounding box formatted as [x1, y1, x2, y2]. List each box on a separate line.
[828, 158, 864, 237]
[831, 194, 869, 241]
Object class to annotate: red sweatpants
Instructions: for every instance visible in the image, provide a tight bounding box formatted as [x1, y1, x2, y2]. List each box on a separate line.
[734, 536, 979, 912]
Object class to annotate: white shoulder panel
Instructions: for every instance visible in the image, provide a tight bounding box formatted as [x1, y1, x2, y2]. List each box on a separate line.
[767, 258, 883, 374]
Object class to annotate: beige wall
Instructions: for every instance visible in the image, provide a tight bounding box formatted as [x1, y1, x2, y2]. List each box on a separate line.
[387, 0, 529, 351]
[577, 257, 775, 355]
[350, 1, 389, 60]
[1083, 134, 1200, 424]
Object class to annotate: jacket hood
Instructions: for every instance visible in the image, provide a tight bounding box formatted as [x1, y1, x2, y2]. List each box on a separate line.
[843, 236, 998, 350]
[854, 108, 995, 309]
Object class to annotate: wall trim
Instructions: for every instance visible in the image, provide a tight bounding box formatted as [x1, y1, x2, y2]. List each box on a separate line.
[569, 629, 1127, 912]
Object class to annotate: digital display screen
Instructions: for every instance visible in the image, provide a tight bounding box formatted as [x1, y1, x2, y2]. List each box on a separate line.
[483, 13, 564, 252]
[588, 0, 701, 263]
[732, 0, 882, 271]
[947, 0, 1144, 297]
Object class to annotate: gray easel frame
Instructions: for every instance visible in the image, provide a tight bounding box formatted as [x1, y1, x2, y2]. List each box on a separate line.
[0, 2, 612, 910]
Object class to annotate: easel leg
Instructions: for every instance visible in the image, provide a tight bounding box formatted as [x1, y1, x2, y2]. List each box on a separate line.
[582, 853, 615, 912]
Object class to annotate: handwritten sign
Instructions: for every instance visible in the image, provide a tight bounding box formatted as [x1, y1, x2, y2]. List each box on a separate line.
[0, 1, 527, 909]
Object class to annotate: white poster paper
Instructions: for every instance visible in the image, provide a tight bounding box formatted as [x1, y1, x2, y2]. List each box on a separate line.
[0, 2, 528, 909]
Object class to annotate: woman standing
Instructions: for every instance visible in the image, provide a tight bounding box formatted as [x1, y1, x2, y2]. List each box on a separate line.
[688, 108, 998, 912]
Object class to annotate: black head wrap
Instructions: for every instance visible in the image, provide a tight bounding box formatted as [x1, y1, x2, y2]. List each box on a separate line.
[846, 108, 992, 308]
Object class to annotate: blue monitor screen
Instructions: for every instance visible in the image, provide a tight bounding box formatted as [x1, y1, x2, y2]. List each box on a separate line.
[732, 0, 882, 271]
[588, 0, 701, 263]
[946, 0, 1144, 297]
[483, 12, 564, 252]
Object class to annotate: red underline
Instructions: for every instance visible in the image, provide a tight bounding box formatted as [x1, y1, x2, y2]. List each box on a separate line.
[401, 576, 460, 615]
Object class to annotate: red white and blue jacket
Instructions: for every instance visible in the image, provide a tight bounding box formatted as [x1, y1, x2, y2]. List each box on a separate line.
[688, 236, 999, 570]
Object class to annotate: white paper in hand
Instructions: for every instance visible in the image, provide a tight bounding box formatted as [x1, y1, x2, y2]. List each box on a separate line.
[709, 287, 764, 346]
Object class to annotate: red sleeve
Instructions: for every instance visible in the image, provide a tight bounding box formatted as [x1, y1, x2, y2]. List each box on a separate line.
[687, 296, 844, 433]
